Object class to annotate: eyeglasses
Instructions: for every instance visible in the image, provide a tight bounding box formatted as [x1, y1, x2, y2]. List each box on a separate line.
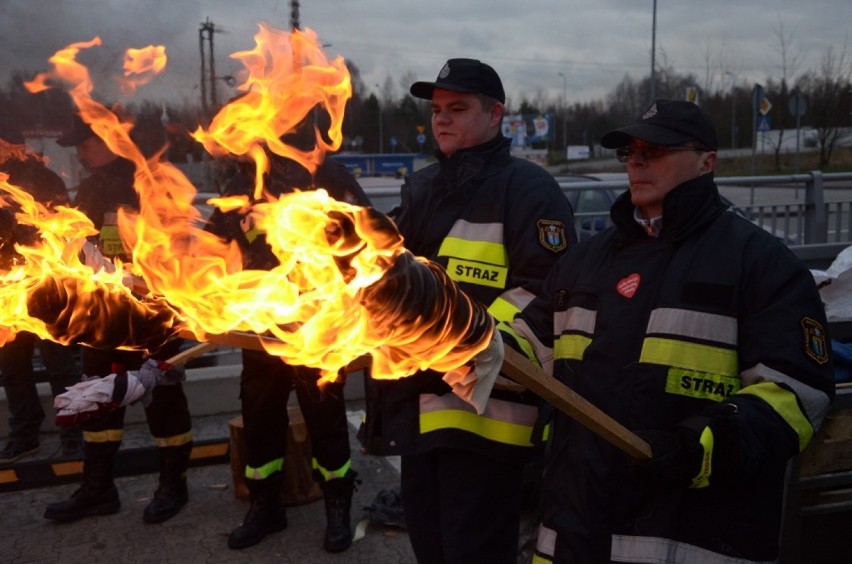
[615, 144, 704, 163]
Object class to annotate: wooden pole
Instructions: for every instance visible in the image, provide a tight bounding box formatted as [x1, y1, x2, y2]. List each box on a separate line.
[501, 345, 652, 460]
[178, 328, 650, 459]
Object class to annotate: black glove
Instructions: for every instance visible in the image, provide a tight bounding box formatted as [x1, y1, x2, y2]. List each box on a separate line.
[631, 424, 706, 493]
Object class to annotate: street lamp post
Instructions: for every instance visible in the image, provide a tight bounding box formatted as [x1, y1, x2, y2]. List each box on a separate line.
[726, 72, 737, 150]
[375, 84, 383, 153]
[558, 72, 568, 150]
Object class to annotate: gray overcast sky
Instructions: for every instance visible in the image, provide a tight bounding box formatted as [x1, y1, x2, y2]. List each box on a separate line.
[1, 0, 850, 108]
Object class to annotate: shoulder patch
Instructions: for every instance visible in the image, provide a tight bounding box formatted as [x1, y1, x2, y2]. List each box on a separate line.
[801, 316, 829, 365]
[537, 219, 568, 252]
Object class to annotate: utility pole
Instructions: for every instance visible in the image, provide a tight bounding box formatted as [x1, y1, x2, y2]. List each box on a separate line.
[558, 72, 568, 151]
[290, 0, 300, 30]
[199, 18, 220, 122]
[649, 0, 657, 104]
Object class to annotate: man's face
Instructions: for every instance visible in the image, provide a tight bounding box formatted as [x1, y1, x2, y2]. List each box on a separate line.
[75, 136, 117, 170]
[430, 89, 502, 158]
[621, 139, 716, 218]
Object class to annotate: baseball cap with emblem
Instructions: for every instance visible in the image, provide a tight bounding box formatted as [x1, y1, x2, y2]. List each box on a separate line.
[410, 58, 505, 104]
[601, 99, 718, 151]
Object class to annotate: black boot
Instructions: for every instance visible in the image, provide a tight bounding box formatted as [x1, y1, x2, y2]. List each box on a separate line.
[228, 475, 288, 549]
[143, 443, 192, 524]
[44, 445, 120, 522]
[320, 473, 356, 553]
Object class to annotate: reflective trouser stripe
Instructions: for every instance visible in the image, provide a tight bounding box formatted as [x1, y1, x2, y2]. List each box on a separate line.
[83, 429, 123, 443]
[611, 534, 775, 563]
[312, 458, 351, 481]
[419, 393, 538, 447]
[153, 431, 193, 448]
[245, 457, 283, 480]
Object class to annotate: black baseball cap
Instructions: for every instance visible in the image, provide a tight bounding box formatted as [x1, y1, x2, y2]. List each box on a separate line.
[57, 115, 96, 147]
[410, 58, 505, 104]
[601, 99, 718, 151]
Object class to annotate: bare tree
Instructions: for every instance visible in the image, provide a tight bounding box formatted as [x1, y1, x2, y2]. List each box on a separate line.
[766, 19, 803, 170]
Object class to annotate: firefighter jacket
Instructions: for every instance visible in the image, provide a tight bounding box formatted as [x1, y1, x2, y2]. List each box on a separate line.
[359, 134, 577, 463]
[72, 157, 138, 262]
[205, 155, 370, 269]
[506, 173, 836, 563]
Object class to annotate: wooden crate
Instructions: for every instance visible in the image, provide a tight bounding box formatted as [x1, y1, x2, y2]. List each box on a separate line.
[228, 405, 323, 506]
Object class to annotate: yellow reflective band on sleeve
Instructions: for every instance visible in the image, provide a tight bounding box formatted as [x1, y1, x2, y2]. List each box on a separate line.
[438, 236, 508, 266]
[153, 431, 193, 448]
[83, 429, 123, 443]
[497, 321, 541, 368]
[738, 382, 815, 452]
[312, 458, 352, 481]
[690, 426, 713, 489]
[488, 297, 521, 325]
[245, 457, 284, 480]
[420, 410, 535, 448]
[446, 258, 507, 289]
[639, 337, 738, 377]
[244, 227, 262, 244]
[554, 333, 592, 362]
[532, 555, 553, 564]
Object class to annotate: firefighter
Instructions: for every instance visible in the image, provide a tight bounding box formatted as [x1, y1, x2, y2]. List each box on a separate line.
[43, 115, 192, 525]
[358, 58, 577, 563]
[498, 100, 837, 562]
[205, 134, 369, 552]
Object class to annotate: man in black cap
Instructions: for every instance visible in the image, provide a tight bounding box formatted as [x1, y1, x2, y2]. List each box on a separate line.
[0, 119, 82, 463]
[498, 99, 836, 562]
[359, 58, 576, 563]
[43, 114, 193, 526]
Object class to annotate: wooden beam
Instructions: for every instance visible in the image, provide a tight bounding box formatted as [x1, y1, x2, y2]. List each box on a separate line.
[177, 328, 650, 459]
[501, 345, 652, 460]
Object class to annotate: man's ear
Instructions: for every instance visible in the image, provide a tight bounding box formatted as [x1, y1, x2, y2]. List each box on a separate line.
[490, 103, 505, 128]
[699, 152, 717, 175]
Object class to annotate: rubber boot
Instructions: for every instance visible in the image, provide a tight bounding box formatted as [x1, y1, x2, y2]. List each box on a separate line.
[228, 474, 288, 549]
[143, 443, 192, 524]
[43, 443, 120, 522]
[320, 474, 356, 553]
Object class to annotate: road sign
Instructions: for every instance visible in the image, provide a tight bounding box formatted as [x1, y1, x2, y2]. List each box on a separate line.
[416, 133, 426, 144]
[759, 97, 772, 116]
[757, 115, 772, 131]
[788, 94, 807, 118]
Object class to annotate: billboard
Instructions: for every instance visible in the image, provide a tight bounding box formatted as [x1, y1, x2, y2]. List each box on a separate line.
[502, 114, 553, 148]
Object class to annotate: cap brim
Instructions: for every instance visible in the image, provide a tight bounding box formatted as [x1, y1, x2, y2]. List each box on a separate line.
[601, 124, 693, 149]
[410, 80, 480, 100]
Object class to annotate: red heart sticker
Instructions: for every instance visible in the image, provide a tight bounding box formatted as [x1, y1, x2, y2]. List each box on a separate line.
[617, 273, 640, 298]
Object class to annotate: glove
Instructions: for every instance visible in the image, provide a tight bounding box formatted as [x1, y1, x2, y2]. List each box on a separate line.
[631, 424, 707, 493]
[80, 240, 116, 273]
[442, 326, 504, 414]
[135, 358, 186, 407]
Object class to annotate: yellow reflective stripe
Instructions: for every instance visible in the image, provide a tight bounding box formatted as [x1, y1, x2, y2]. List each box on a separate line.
[447, 257, 508, 289]
[554, 333, 592, 361]
[647, 308, 738, 346]
[738, 382, 815, 451]
[245, 457, 284, 480]
[312, 458, 352, 481]
[83, 429, 123, 443]
[420, 409, 536, 447]
[489, 297, 521, 325]
[532, 556, 553, 564]
[691, 426, 713, 489]
[419, 394, 538, 447]
[639, 337, 738, 377]
[153, 431, 193, 448]
[438, 236, 508, 266]
[497, 320, 541, 368]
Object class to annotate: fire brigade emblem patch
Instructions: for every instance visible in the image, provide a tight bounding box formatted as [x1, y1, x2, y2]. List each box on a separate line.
[801, 316, 829, 365]
[538, 220, 567, 252]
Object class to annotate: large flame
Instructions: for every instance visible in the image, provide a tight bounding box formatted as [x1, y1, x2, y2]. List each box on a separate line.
[5, 24, 491, 382]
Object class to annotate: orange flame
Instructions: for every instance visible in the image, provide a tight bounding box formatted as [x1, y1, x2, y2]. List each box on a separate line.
[7, 24, 490, 382]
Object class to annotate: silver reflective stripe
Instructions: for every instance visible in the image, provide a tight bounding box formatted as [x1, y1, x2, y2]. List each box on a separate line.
[741, 362, 831, 430]
[499, 287, 536, 311]
[555, 306, 596, 335]
[536, 523, 557, 556]
[647, 308, 738, 346]
[611, 534, 776, 564]
[510, 317, 554, 375]
[447, 220, 503, 243]
[419, 392, 538, 426]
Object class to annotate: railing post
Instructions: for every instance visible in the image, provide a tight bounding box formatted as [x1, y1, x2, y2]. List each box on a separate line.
[804, 170, 827, 244]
